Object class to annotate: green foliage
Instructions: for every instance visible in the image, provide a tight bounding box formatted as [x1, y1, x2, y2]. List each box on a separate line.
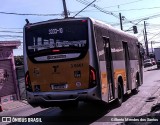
[14, 56, 23, 66]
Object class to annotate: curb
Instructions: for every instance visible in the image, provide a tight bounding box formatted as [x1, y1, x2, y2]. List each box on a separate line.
[20, 100, 29, 105]
[2, 100, 28, 111]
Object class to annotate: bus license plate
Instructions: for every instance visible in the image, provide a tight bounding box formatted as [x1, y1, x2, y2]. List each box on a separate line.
[51, 84, 68, 90]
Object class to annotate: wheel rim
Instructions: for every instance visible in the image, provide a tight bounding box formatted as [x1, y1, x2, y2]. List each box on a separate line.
[136, 76, 140, 89]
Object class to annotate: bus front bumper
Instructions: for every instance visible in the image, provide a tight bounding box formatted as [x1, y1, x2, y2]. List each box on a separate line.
[26, 86, 101, 106]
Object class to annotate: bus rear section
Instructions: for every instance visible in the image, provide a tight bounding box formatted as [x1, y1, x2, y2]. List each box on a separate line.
[24, 19, 101, 108]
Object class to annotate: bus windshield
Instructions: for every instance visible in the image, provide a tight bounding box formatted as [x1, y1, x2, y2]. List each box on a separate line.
[25, 20, 88, 62]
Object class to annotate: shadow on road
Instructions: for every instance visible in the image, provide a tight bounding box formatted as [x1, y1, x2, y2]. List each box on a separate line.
[7, 100, 120, 125]
[151, 103, 160, 113]
[7, 92, 149, 125]
[146, 97, 157, 102]
[120, 103, 160, 125]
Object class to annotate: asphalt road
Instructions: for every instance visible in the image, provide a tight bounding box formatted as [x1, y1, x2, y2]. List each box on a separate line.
[1, 67, 160, 125]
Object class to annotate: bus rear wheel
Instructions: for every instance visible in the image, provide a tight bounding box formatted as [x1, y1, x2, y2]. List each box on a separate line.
[115, 82, 123, 106]
[132, 76, 140, 94]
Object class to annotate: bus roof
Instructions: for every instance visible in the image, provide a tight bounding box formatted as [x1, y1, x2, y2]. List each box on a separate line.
[90, 18, 138, 40]
[24, 17, 138, 40]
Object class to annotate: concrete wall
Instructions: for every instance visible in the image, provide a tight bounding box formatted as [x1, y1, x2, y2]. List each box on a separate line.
[0, 41, 20, 104]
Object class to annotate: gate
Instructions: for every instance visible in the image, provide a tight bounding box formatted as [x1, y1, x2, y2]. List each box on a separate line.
[16, 66, 26, 100]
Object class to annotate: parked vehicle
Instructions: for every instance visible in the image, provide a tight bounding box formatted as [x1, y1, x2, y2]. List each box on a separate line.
[150, 58, 156, 65]
[154, 48, 160, 68]
[144, 59, 153, 68]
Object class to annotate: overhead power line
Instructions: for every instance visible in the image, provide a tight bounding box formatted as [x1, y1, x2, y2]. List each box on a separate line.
[0, 35, 22, 38]
[125, 18, 149, 31]
[148, 31, 160, 41]
[128, 13, 160, 22]
[76, 0, 119, 18]
[0, 27, 22, 29]
[76, 0, 89, 5]
[103, 0, 144, 9]
[76, 0, 136, 25]
[0, 31, 23, 33]
[112, 13, 160, 26]
[91, 3, 119, 18]
[106, 6, 160, 13]
[1, 6, 160, 18]
[74, 0, 96, 17]
[73, 6, 160, 14]
[0, 11, 61, 16]
[77, 0, 144, 9]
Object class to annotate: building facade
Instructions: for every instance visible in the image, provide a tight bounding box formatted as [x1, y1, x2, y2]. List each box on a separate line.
[0, 41, 21, 104]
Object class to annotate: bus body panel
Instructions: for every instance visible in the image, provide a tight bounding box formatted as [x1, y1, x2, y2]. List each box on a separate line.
[130, 60, 139, 89]
[26, 85, 101, 106]
[92, 19, 143, 102]
[24, 18, 102, 106]
[27, 52, 90, 92]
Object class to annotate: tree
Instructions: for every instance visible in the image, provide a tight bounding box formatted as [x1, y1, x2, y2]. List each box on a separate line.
[14, 56, 23, 66]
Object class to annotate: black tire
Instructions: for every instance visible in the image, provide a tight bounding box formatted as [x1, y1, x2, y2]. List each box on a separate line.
[115, 83, 123, 106]
[59, 101, 78, 111]
[132, 78, 139, 94]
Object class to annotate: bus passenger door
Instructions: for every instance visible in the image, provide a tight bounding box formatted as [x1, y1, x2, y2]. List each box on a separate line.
[102, 36, 114, 101]
[122, 42, 132, 90]
[138, 43, 144, 85]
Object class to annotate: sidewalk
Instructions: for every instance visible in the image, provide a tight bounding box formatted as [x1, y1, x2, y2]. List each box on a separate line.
[1, 100, 29, 111]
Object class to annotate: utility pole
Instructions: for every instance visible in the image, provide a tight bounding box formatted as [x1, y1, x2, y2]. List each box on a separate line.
[62, 0, 68, 18]
[144, 21, 149, 57]
[151, 41, 154, 54]
[119, 13, 123, 30]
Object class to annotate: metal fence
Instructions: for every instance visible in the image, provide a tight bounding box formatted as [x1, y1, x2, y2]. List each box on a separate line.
[16, 66, 26, 100]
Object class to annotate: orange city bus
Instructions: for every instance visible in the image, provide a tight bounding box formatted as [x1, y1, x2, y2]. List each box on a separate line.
[23, 17, 144, 110]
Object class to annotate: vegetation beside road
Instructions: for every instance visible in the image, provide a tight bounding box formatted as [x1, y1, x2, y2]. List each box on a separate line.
[14, 56, 23, 66]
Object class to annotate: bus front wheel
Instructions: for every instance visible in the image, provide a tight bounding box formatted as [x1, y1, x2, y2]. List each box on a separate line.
[115, 82, 123, 106]
[132, 76, 140, 94]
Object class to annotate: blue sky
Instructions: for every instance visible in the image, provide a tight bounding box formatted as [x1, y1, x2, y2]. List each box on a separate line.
[0, 0, 160, 55]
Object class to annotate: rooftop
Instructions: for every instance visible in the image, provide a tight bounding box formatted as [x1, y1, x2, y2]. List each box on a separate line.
[0, 41, 21, 48]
